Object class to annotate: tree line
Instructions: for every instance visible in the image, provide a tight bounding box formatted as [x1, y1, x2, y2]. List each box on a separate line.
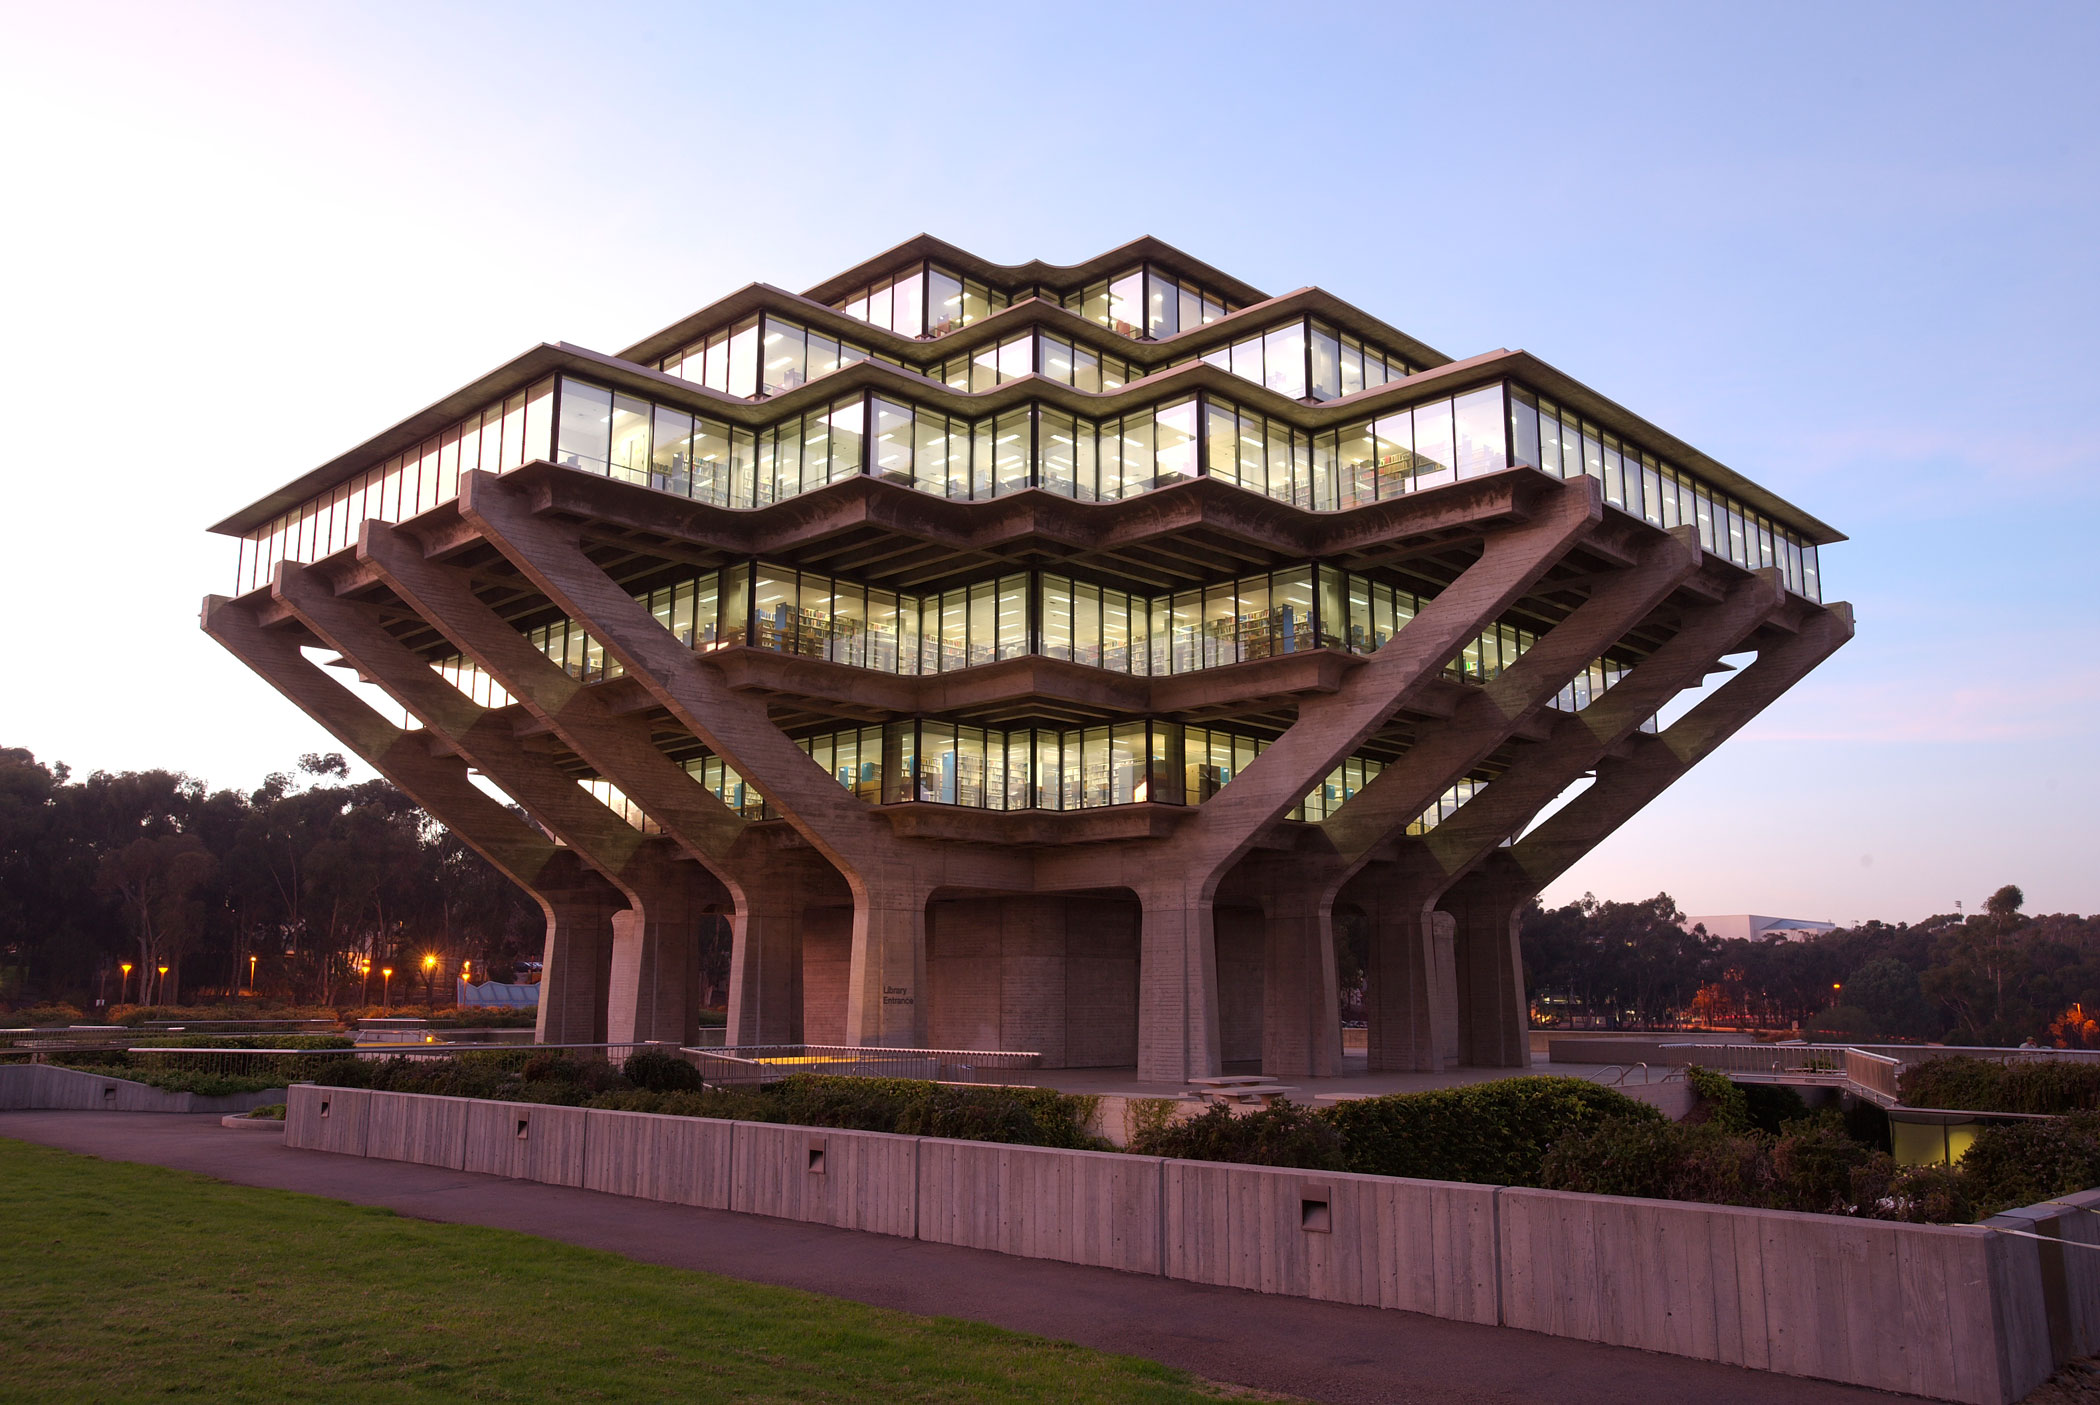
[0, 747, 540, 1011]
[1521, 886, 2100, 1046]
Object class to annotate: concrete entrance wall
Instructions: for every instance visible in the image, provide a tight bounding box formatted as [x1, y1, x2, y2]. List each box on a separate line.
[924, 895, 1141, 1066]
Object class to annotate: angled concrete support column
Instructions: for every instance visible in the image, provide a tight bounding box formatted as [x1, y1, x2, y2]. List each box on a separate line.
[270, 562, 720, 1047]
[1365, 570, 1801, 1065]
[358, 520, 829, 1048]
[1133, 880, 1223, 1083]
[200, 593, 626, 1046]
[1504, 603, 1857, 894]
[454, 471, 1027, 1049]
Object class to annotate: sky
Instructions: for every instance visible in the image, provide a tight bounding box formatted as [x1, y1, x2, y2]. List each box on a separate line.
[0, 1, 2094, 925]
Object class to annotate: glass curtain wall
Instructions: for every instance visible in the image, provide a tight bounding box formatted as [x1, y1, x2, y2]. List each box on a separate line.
[830, 263, 1006, 338]
[234, 377, 555, 596]
[1194, 318, 1415, 403]
[669, 714, 1490, 830]
[1508, 384, 1823, 601]
[927, 330, 1139, 394]
[1066, 265, 1236, 339]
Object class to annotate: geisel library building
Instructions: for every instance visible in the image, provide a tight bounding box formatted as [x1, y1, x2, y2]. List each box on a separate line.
[203, 237, 1849, 1083]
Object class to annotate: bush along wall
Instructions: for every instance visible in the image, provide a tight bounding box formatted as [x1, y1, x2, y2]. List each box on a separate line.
[295, 1053, 2100, 1225]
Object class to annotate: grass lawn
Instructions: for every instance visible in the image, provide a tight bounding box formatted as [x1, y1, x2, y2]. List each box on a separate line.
[0, 1138, 1274, 1403]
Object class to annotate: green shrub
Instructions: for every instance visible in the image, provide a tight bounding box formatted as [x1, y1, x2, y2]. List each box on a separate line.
[620, 1049, 703, 1092]
[1129, 1100, 1345, 1170]
[1958, 1111, 2100, 1216]
[246, 1104, 288, 1121]
[1902, 1056, 2100, 1115]
[1686, 1067, 1751, 1131]
[1540, 1117, 1770, 1205]
[1869, 1164, 1973, 1223]
[1769, 1122, 1891, 1214]
[1320, 1077, 1663, 1186]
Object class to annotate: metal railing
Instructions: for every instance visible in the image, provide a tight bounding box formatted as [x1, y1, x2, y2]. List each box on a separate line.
[1842, 1047, 1903, 1103]
[41, 1041, 679, 1081]
[682, 1043, 1042, 1088]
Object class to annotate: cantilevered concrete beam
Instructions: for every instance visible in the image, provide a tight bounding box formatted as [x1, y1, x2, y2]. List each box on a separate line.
[1223, 523, 1705, 1076]
[271, 562, 719, 1046]
[1038, 474, 1603, 1081]
[457, 469, 1031, 1049]
[201, 593, 622, 1043]
[1361, 570, 1796, 1071]
[358, 520, 839, 1045]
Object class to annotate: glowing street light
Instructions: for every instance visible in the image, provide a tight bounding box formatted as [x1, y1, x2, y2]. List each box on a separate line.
[156, 965, 169, 1005]
[248, 954, 258, 993]
[382, 966, 394, 1011]
[422, 953, 438, 1007]
[119, 963, 133, 1004]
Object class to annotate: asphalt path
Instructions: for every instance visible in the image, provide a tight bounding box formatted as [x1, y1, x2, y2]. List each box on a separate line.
[0, 1111, 1913, 1405]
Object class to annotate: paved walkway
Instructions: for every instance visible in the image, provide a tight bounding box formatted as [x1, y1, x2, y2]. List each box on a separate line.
[0, 1111, 1906, 1405]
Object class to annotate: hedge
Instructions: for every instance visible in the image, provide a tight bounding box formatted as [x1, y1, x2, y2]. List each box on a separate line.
[1902, 1055, 2100, 1115]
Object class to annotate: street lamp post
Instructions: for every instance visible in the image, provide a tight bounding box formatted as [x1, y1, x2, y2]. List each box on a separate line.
[156, 965, 169, 1007]
[119, 963, 132, 1004]
[422, 953, 437, 1008]
[248, 954, 257, 995]
[381, 967, 393, 1012]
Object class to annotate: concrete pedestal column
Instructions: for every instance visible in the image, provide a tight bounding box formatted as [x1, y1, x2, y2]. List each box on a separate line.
[1446, 879, 1531, 1068]
[843, 890, 930, 1048]
[1361, 877, 1458, 1072]
[534, 901, 615, 1046]
[1259, 883, 1342, 1078]
[725, 897, 804, 1047]
[606, 907, 701, 1047]
[1136, 884, 1223, 1083]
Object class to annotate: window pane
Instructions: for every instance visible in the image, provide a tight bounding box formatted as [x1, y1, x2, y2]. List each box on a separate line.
[1310, 324, 1341, 401]
[1154, 399, 1197, 482]
[1413, 398, 1456, 487]
[1452, 386, 1507, 479]
[872, 398, 912, 480]
[556, 378, 613, 475]
[1263, 322, 1306, 399]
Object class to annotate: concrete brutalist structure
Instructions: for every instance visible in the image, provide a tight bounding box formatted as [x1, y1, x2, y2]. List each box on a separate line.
[203, 237, 1849, 1082]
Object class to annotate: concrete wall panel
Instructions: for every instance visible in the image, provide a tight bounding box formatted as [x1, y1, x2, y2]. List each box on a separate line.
[801, 907, 851, 1045]
[1213, 906, 1264, 1065]
[1163, 1160, 1498, 1324]
[463, 1100, 587, 1186]
[362, 1090, 469, 1169]
[1064, 897, 1138, 1067]
[729, 1122, 917, 1237]
[581, 1109, 733, 1208]
[918, 1140, 1162, 1274]
[1497, 1187, 2008, 1404]
[285, 1084, 371, 1155]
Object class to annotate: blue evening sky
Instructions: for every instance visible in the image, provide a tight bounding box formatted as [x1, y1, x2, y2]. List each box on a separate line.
[1, 2, 2093, 922]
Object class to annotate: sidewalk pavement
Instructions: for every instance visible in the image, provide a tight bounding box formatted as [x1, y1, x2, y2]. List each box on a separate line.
[0, 1111, 1906, 1405]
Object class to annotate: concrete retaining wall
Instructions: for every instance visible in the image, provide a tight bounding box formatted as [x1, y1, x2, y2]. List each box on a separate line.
[464, 1101, 588, 1187]
[0, 1063, 284, 1114]
[1498, 1186, 2012, 1403]
[281, 1088, 2072, 1403]
[284, 1084, 370, 1154]
[362, 1090, 471, 1170]
[1164, 1160, 1499, 1323]
[730, 1122, 918, 1237]
[582, 1109, 734, 1208]
[918, 1140, 1162, 1274]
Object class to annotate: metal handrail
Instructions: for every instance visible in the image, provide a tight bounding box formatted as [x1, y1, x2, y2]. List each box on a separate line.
[682, 1043, 1042, 1087]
